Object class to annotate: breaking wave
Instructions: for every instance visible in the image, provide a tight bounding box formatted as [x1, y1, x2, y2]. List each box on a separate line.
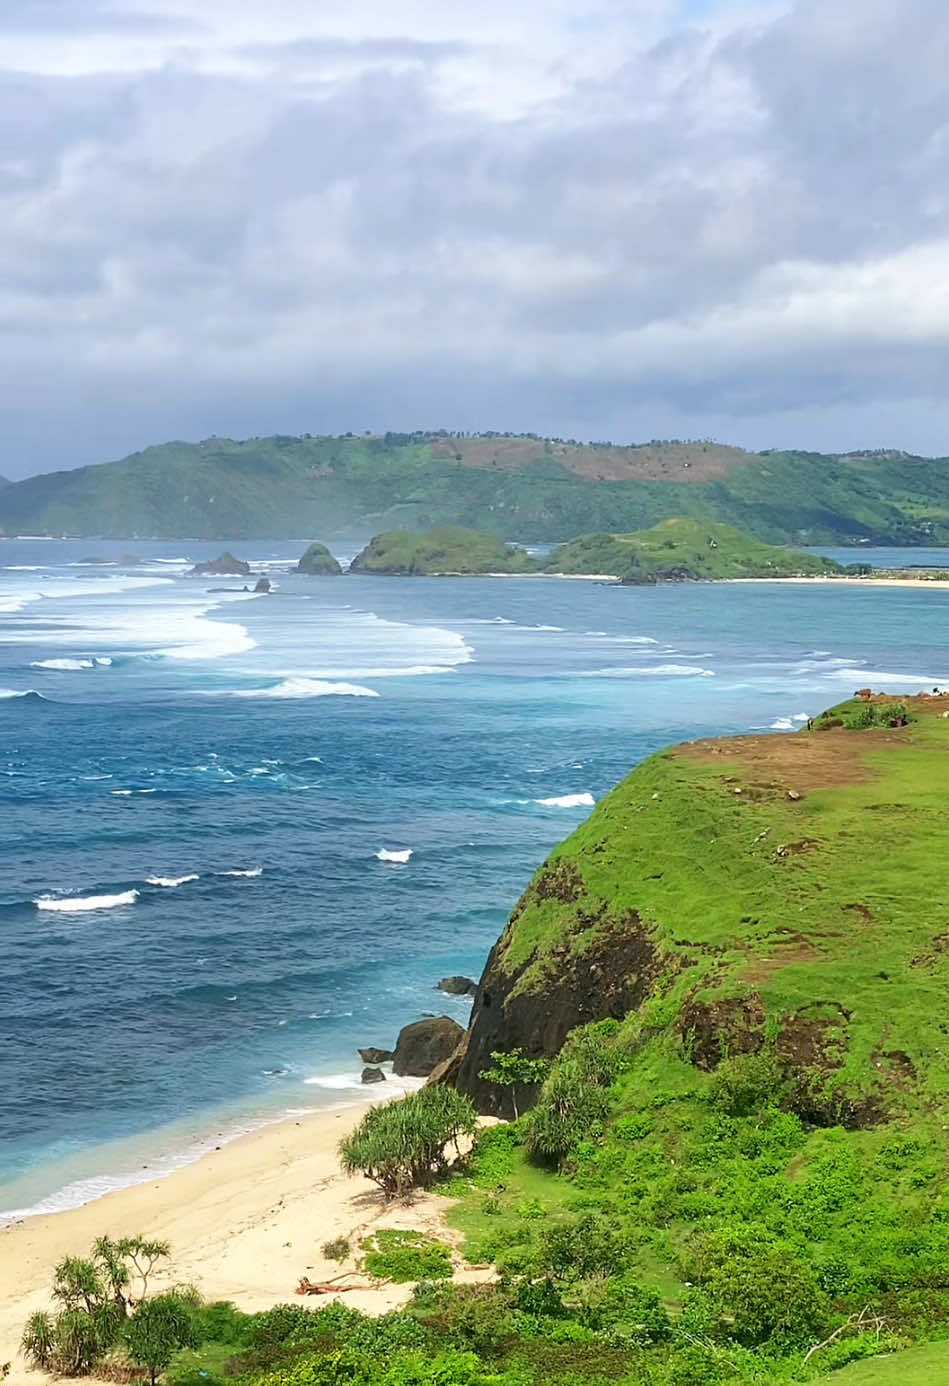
[581, 664, 716, 678]
[220, 679, 380, 699]
[377, 848, 413, 863]
[536, 792, 595, 808]
[218, 867, 263, 878]
[35, 890, 139, 913]
[146, 874, 199, 888]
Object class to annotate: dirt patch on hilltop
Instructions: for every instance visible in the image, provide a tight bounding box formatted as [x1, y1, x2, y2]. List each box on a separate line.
[428, 437, 760, 484]
[678, 726, 897, 792]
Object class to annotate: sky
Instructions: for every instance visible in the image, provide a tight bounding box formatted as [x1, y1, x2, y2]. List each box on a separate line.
[2, 0, 948, 478]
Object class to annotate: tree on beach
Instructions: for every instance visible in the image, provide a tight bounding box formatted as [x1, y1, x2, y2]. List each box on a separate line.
[21, 1235, 173, 1376]
[338, 1085, 477, 1198]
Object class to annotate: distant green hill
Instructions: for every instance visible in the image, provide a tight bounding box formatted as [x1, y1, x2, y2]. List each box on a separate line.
[545, 517, 845, 582]
[3, 431, 949, 542]
[350, 525, 534, 575]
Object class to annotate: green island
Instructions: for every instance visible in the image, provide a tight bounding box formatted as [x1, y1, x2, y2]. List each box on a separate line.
[296, 542, 343, 575]
[4, 431, 949, 544]
[349, 526, 535, 575]
[343, 519, 848, 581]
[23, 692, 949, 1386]
[542, 518, 847, 582]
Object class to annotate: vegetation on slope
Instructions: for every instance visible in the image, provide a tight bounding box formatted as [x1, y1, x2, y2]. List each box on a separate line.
[349, 526, 535, 575]
[296, 542, 343, 575]
[3, 431, 949, 542]
[544, 519, 846, 582]
[23, 698, 949, 1386]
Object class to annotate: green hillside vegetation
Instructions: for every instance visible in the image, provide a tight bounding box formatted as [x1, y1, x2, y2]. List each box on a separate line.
[4, 431, 949, 542]
[296, 541, 343, 574]
[349, 526, 535, 575]
[544, 518, 846, 582]
[24, 698, 949, 1386]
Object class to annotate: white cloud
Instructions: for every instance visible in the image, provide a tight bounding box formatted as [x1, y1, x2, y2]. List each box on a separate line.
[1, 0, 948, 476]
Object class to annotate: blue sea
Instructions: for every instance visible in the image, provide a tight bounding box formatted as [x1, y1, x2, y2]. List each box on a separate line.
[3, 539, 949, 1224]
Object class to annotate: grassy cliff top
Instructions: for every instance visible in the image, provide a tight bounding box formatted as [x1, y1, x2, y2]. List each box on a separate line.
[493, 692, 949, 1107]
[438, 694, 949, 1381]
[544, 517, 845, 581]
[349, 526, 534, 575]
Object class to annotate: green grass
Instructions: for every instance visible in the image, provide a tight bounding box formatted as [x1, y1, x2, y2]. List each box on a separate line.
[544, 517, 845, 580]
[828, 1340, 949, 1382]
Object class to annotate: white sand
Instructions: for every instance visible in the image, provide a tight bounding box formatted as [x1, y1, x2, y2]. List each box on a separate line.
[0, 1102, 491, 1384]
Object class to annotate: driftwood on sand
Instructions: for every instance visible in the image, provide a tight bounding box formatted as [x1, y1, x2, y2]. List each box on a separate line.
[296, 1273, 383, 1296]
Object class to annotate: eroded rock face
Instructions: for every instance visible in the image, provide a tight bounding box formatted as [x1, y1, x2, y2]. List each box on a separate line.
[361, 1066, 386, 1084]
[393, 1016, 465, 1077]
[445, 915, 670, 1115]
[253, 576, 271, 593]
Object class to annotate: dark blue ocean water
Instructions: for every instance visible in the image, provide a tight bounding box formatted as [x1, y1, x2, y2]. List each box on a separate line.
[3, 539, 949, 1221]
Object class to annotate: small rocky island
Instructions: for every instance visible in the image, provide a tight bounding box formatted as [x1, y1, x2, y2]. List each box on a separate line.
[296, 541, 343, 575]
[189, 551, 252, 577]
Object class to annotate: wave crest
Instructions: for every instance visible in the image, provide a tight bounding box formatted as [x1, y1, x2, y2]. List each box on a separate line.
[536, 792, 595, 808]
[146, 874, 199, 888]
[377, 848, 413, 863]
[221, 679, 380, 699]
[35, 889, 139, 913]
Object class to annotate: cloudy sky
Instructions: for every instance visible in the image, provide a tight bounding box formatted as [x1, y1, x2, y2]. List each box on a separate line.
[2, 0, 947, 477]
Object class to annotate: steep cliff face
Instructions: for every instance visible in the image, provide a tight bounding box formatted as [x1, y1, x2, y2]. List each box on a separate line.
[444, 697, 949, 1123]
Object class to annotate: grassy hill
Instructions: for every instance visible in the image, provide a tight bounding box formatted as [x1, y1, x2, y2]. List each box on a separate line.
[3, 431, 949, 542]
[544, 518, 846, 581]
[427, 693, 949, 1381]
[349, 526, 535, 575]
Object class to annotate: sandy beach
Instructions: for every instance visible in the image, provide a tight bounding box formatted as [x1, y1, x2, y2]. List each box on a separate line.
[727, 575, 949, 588]
[0, 1100, 488, 1385]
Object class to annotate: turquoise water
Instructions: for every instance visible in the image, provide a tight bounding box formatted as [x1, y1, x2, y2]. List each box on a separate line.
[3, 540, 949, 1221]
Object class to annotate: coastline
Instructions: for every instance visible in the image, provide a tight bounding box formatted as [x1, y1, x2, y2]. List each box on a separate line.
[0, 1095, 483, 1384]
[725, 575, 949, 588]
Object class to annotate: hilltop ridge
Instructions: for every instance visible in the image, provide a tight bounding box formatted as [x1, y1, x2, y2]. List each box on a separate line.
[2, 430, 949, 543]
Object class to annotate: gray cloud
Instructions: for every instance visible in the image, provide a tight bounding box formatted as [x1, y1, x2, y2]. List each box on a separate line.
[0, 1, 202, 34]
[2, 0, 949, 478]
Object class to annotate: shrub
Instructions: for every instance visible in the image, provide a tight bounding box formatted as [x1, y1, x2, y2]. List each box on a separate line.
[359, 1229, 454, 1283]
[321, 1236, 351, 1263]
[708, 1051, 787, 1117]
[538, 1214, 631, 1282]
[338, 1086, 477, 1198]
[478, 1048, 551, 1119]
[523, 1022, 625, 1166]
[123, 1292, 200, 1386]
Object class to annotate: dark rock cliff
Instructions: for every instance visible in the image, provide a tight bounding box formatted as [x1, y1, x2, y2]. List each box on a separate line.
[437, 912, 670, 1116]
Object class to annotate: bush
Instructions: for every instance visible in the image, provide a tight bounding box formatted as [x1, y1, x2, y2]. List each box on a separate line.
[708, 1051, 787, 1117]
[321, 1236, 351, 1263]
[523, 1022, 625, 1166]
[338, 1086, 477, 1198]
[538, 1214, 631, 1282]
[123, 1293, 200, 1386]
[359, 1229, 454, 1283]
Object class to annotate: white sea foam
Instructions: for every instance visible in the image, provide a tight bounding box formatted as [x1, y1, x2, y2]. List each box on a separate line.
[146, 874, 199, 888]
[581, 664, 716, 678]
[536, 792, 595, 808]
[31, 658, 94, 670]
[829, 668, 946, 688]
[0, 688, 40, 699]
[219, 867, 263, 878]
[792, 712, 810, 722]
[111, 790, 133, 796]
[377, 848, 413, 863]
[35, 890, 139, 913]
[305, 1072, 425, 1095]
[770, 718, 794, 731]
[221, 678, 380, 699]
